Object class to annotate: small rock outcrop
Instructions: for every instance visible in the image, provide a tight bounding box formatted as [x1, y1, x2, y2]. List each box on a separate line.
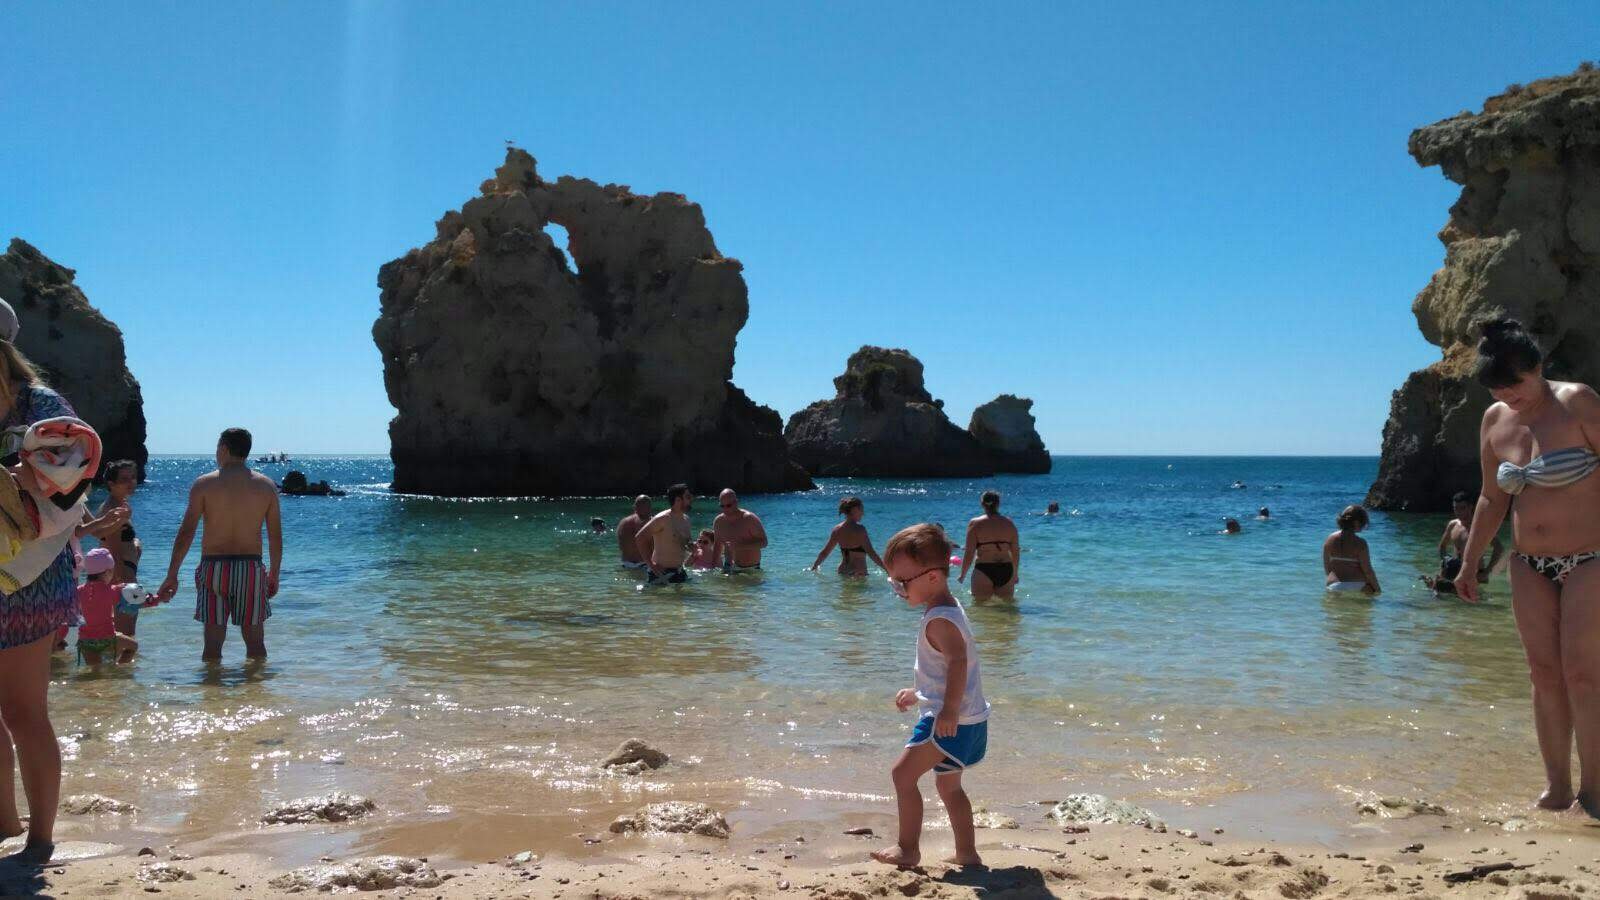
[969, 395, 1050, 473]
[269, 856, 441, 893]
[1368, 65, 1600, 511]
[262, 792, 375, 824]
[600, 738, 669, 774]
[374, 149, 813, 498]
[60, 794, 136, 815]
[608, 801, 730, 838]
[0, 240, 147, 477]
[1047, 794, 1165, 829]
[785, 347, 1049, 477]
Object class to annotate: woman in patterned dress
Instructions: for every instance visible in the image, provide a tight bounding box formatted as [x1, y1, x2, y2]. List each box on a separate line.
[0, 298, 82, 862]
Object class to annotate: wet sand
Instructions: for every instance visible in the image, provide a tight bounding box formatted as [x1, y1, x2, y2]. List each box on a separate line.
[19, 806, 1600, 898]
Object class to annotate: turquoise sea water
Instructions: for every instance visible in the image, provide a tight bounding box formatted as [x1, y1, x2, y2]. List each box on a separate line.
[50, 455, 1546, 858]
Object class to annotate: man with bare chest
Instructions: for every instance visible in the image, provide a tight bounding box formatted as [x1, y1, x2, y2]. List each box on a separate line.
[713, 489, 768, 571]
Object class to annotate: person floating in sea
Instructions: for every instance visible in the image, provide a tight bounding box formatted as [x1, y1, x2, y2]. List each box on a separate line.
[637, 484, 694, 585]
[1045, 502, 1060, 516]
[810, 496, 886, 576]
[1323, 505, 1379, 594]
[1452, 318, 1600, 818]
[1257, 507, 1271, 520]
[1222, 518, 1242, 535]
[690, 529, 719, 569]
[589, 517, 608, 534]
[712, 489, 767, 572]
[80, 460, 144, 637]
[1437, 489, 1503, 586]
[871, 523, 988, 870]
[156, 428, 283, 661]
[958, 491, 1019, 601]
[616, 495, 653, 572]
[73, 549, 140, 666]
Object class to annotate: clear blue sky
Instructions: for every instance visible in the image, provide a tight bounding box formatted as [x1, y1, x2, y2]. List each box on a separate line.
[4, 3, 1596, 454]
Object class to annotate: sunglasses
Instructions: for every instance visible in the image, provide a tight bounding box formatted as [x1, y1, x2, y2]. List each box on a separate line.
[888, 565, 948, 597]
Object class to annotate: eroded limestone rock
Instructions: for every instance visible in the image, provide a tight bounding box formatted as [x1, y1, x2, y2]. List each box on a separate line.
[969, 394, 1050, 474]
[0, 240, 147, 476]
[608, 801, 730, 838]
[600, 738, 669, 774]
[374, 149, 812, 497]
[268, 856, 441, 892]
[262, 792, 375, 824]
[1047, 793, 1165, 829]
[60, 794, 136, 815]
[1369, 65, 1600, 510]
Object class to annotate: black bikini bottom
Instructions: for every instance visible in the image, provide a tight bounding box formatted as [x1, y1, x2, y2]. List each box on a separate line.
[973, 561, 1014, 587]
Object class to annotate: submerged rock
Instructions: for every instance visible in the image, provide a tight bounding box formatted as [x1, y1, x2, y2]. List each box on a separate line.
[137, 862, 194, 884]
[608, 801, 730, 838]
[1357, 797, 1447, 818]
[0, 239, 148, 478]
[268, 856, 441, 892]
[972, 809, 1020, 830]
[1047, 794, 1165, 829]
[60, 794, 136, 815]
[1368, 64, 1600, 511]
[600, 738, 669, 774]
[262, 792, 376, 824]
[373, 148, 813, 498]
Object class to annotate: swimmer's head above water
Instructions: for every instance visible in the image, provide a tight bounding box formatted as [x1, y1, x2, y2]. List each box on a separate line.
[1046, 502, 1060, 515]
[1222, 518, 1242, 535]
[1257, 507, 1270, 519]
[590, 517, 607, 533]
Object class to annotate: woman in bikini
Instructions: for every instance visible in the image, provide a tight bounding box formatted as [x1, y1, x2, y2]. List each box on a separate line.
[85, 460, 143, 635]
[1323, 505, 1379, 593]
[959, 491, 1019, 601]
[810, 496, 885, 576]
[1455, 318, 1600, 818]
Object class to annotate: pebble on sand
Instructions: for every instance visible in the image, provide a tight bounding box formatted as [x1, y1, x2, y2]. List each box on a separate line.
[137, 863, 195, 884]
[600, 738, 670, 775]
[262, 792, 377, 825]
[1047, 794, 1166, 830]
[60, 794, 137, 815]
[608, 802, 730, 839]
[268, 856, 442, 892]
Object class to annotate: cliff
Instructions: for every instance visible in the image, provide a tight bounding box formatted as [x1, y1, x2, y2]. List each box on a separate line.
[0, 240, 147, 476]
[373, 149, 813, 497]
[1368, 65, 1600, 510]
[784, 347, 1049, 477]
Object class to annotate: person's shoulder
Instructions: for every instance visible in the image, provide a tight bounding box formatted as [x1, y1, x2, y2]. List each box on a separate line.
[1555, 381, 1600, 416]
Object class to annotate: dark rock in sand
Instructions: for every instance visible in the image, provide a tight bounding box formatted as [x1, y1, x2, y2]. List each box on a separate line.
[600, 738, 669, 774]
[0, 240, 148, 478]
[1368, 65, 1600, 511]
[608, 801, 730, 838]
[373, 149, 813, 498]
[262, 792, 375, 825]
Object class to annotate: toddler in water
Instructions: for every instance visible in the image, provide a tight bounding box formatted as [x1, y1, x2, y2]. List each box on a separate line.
[75, 548, 147, 665]
[689, 529, 720, 570]
[872, 523, 989, 869]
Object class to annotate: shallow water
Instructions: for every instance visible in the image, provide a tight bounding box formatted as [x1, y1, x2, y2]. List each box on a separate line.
[51, 456, 1554, 858]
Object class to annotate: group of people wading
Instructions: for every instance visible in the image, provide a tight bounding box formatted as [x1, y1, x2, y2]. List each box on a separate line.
[612, 487, 1024, 602]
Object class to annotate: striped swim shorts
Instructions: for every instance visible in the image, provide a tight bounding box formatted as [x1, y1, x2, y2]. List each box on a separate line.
[193, 554, 271, 627]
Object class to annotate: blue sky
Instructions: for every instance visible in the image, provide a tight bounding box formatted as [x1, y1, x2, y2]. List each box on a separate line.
[4, 2, 1596, 454]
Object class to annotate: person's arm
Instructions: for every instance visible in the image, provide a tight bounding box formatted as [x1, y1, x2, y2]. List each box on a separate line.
[1322, 536, 1335, 579]
[1011, 524, 1021, 583]
[958, 524, 976, 583]
[1482, 534, 1506, 581]
[157, 483, 203, 601]
[809, 527, 838, 570]
[1438, 522, 1454, 560]
[1359, 539, 1381, 594]
[265, 488, 283, 599]
[637, 518, 661, 574]
[744, 516, 769, 553]
[864, 534, 887, 572]
[77, 502, 128, 540]
[1455, 411, 1513, 602]
[926, 617, 967, 737]
[616, 525, 630, 559]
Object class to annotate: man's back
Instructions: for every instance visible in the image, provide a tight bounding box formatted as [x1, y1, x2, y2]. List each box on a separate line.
[196, 467, 277, 555]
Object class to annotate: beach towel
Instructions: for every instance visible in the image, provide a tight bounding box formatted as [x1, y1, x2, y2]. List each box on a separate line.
[0, 418, 100, 593]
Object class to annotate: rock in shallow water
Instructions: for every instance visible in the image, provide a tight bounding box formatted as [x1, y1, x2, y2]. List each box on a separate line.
[60, 794, 136, 815]
[1357, 797, 1447, 818]
[269, 856, 441, 892]
[1047, 794, 1165, 829]
[608, 801, 730, 838]
[262, 792, 375, 824]
[600, 738, 669, 773]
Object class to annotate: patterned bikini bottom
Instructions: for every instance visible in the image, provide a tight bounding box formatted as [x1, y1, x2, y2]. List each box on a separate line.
[1516, 551, 1600, 586]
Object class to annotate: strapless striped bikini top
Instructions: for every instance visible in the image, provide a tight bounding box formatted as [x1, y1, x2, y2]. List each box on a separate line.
[1497, 446, 1600, 495]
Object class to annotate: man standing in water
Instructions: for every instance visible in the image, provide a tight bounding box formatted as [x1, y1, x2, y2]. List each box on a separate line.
[637, 484, 693, 584]
[617, 495, 653, 570]
[1440, 490, 1504, 582]
[155, 428, 283, 660]
[713, 489, 768, 571]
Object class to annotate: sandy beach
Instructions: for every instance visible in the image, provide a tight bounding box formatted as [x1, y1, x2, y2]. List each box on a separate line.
[18, 802, 1600, 898]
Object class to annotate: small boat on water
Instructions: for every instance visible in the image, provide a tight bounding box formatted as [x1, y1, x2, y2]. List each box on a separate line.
[255, 451, 292, 465]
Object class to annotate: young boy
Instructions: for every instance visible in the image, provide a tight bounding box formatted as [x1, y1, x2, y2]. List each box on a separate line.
[76, 548, 142, 665]
[872, 523, 989, 869]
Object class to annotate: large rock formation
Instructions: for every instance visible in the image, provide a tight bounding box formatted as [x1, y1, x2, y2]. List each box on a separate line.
[969, 395, 1050, 474]
[1368, 65, 1600, 511]
[374, 149, 813, 497]
[0, 240, 147, 476]
[784, 347, 1049, 477]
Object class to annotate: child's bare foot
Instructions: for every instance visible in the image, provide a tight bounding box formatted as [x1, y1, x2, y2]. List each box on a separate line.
[870, 846, 920, 868]
[943, 853, 984, 868]
[1537, 785, 1575, 810]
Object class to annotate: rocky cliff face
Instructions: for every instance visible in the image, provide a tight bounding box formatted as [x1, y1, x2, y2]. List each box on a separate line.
[373, 149, 813, 497]
[1368, 66, 1600, 511]
[784, 347, 1049, 477]
[970, 395, 1050, 474]
[0, 240, 147, 476]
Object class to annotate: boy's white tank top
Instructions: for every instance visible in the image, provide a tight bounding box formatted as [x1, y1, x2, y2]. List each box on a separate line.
[914, 603, 990, 724]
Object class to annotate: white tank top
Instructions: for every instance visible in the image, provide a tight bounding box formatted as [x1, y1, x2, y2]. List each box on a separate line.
[914, 603, 990, 724]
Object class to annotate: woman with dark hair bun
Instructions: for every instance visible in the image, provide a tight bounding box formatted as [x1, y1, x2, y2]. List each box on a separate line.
[1454, 316, 1600, 818]
[958, 491, 1020, 601]
[1323, 505, 1378, 593]
[809, 496, 885, 576]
